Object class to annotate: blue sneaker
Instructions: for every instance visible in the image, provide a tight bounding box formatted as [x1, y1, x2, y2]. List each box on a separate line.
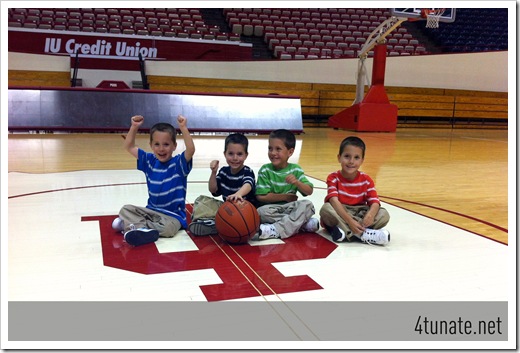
[326, 225, 346, 242]
[124, 228, 159, 246]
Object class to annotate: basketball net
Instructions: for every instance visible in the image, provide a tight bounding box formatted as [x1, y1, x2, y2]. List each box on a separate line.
[424, 8, 445, 28]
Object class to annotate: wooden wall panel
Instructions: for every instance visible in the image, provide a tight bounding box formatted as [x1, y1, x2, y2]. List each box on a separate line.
[8, 70, 508, 127]
[9, 70, 70, 87]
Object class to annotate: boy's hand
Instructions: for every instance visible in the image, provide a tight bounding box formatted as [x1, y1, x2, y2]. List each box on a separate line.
[285, 174, 298, 185]
[226, 193, 244, 202]
[177, 114, 187, 128]
[348, 219, 365, 236]
[361, 213, 375, 228]
[285, 193, 298, 202]
[131, 115, 144, 127]
[210, 160, 219, 172]
[285, 174, 313, 196]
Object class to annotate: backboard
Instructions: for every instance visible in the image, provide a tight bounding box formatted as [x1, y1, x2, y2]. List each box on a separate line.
[390, 8, 456, 23]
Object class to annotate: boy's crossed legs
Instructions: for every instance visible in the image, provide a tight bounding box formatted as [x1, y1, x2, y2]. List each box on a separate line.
[256, 199, 317, 239]
[114, 204, 182, 246]
[319, 203, 390, 245]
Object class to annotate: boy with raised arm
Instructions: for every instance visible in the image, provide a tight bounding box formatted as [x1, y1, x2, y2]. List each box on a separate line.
[188, 133, 257, 236]
[112, 114, 195, 246]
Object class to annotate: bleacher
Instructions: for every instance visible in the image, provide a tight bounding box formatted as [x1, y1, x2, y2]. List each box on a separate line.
[7, 8, 240, 41]
[419, 8, 508, 53]
[8, 7, 429, 60]
[224, 8, 427, 59]
[7, 8, 509, 129]
[8, 8, 508, 60]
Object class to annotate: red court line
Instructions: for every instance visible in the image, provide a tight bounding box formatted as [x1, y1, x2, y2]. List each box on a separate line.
[310, 180, 508, 245]
[379, 195, 508, 233]
[7, 182, 146, 199]
[380, 199, 507, 246]
[9, 180, 507, 245]
[7, 180, 211, 199]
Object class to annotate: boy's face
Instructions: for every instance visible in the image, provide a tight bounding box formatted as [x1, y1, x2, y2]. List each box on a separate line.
[224, 142, 248, 173]
[150, 131, 177, 163]
[268, 137, 294, 170]
[338, 144, 364, 179]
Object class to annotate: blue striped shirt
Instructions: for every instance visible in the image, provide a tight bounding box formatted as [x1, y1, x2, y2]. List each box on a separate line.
[137, 149, 192, 228]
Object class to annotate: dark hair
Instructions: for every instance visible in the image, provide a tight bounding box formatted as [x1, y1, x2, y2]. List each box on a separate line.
[149, 123, 177, 143]
[339, 136, 366, 158]
[269, 129, 296, 150]
[224, 133, 249, 153]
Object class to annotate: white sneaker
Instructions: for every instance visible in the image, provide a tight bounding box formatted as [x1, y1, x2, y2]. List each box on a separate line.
[259, 224, 280, 240]
[300, 218, 319, 233]
[112, 217, 124, 232]
[360, 228, 390, 245]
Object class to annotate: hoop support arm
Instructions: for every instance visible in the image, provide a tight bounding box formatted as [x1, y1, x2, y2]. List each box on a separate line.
[358, 16, 408, 59]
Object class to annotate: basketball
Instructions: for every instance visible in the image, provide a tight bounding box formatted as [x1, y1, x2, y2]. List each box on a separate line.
[215, 200, 260, 244]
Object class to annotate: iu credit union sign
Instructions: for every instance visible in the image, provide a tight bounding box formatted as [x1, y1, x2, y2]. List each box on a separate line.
[9, 27, 252, 70]
[44, 37, 158, 58]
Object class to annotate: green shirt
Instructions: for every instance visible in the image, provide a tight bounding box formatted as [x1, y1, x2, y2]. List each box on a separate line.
[256, 163, 313, 203]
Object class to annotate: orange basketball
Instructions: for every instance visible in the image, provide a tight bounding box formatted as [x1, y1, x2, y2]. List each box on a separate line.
[215, 200, 260, 244]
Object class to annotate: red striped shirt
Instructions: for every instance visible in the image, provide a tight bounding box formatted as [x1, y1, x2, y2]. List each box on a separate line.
[324, 171, 380, 206]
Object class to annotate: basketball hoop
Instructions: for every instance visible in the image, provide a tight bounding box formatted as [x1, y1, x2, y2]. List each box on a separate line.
[423, 8, 445, 28]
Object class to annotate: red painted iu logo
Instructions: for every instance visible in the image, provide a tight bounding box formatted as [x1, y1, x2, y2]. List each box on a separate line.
[82, 215, 337, 301]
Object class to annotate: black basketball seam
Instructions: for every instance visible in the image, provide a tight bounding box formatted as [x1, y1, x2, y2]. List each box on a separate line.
[216, 201, 258, 243]
[230, 202, 250, 234]
[215, 211, 240, 237]
[235, 201, 260, 236]
[247, 202, 260, 231]
[216, 202, 246, 242]
[229, 202, 251, 243]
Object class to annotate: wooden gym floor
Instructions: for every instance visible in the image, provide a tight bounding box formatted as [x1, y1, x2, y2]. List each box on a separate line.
[5, 126, 513, 347]
[8, 127, 509, 244]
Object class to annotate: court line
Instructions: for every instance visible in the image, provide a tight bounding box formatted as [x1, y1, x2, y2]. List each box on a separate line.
[222, 242, 321, 340]
[9, 179, 507, 244]
[380, 199, 507, 246]
[7, 180, 209, 199]
[185, 207, 319, 340]
[309, 179, 508, 244]
[379, 195, 508, 233]
[7, 182, 146, 199]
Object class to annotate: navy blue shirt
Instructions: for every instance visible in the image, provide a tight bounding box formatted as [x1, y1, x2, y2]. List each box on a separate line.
[213, 165, 258, 207]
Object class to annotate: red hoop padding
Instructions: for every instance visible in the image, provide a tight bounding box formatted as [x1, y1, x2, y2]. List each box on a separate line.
[421, 8, 446, 18]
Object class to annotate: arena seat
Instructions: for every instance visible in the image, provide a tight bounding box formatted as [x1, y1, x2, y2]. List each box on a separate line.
[8, 8, 231, 43]
[223, 7, 431, 60]
[7, 8, 507, 59]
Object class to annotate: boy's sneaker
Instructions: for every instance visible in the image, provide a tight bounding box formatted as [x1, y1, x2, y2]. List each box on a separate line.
[329, 226, 346, 242]
[258, 224, 280, 240]
[360, 228, 390, 245]
[124, 228, 159, 246]
[188, 219, 217, 236]
[112, 217, 124, 232]
[300, 218, 320, 233]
